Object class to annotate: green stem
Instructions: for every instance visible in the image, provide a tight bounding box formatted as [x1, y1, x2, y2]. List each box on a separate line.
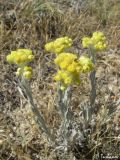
[20, 78, 55, 142]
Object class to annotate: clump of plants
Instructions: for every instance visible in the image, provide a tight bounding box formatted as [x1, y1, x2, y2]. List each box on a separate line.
[6, 32, 107, 159]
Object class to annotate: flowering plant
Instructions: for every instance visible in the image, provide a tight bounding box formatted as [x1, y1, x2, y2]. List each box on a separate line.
[45, 37, 95, 90]
[45, 36, 96, 148]
[6, 32, 108, 156]
[82, 32, 107, 106]
[6, 48, 54, 141]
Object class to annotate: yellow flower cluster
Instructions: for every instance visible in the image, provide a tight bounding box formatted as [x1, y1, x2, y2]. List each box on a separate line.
[79, 56, 94, 73]
[45, 36, 96, 90]
[54, 53, 94, 89]
[54, 70, 80, 90]
[45, 37, 72, 54]
[6, 49, 34, 65]
[6, 49, 34, 79]
[54, 53, 78, 71]
[16, 66, 33, 79]
[82, 32, 107, 51]
[23, 66, 33, 79]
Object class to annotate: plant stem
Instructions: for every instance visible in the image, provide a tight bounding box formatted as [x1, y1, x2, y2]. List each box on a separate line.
[57, 85, 72, 144]
[89, 48, 96, 108]
[20, 78, 55, 142]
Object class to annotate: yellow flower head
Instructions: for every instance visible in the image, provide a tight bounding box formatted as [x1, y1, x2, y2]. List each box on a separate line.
[54, 52, 77, 70]
[15, 66, 33, 79]
[45, 37, 73, 54]
[79, 56, 94, 73]
[23, 66, 33, 79]
[82, 31, 107, 51]
[6, 49, 34, 80]
[54, 53, 94, 89]
[6, 49, 34, 65]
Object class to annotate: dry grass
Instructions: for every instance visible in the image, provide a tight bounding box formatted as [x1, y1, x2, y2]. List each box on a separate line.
[0, 0, 120, 159]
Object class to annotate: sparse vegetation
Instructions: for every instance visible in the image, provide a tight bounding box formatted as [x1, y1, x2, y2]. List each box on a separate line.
[0, 0, 120, 160]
